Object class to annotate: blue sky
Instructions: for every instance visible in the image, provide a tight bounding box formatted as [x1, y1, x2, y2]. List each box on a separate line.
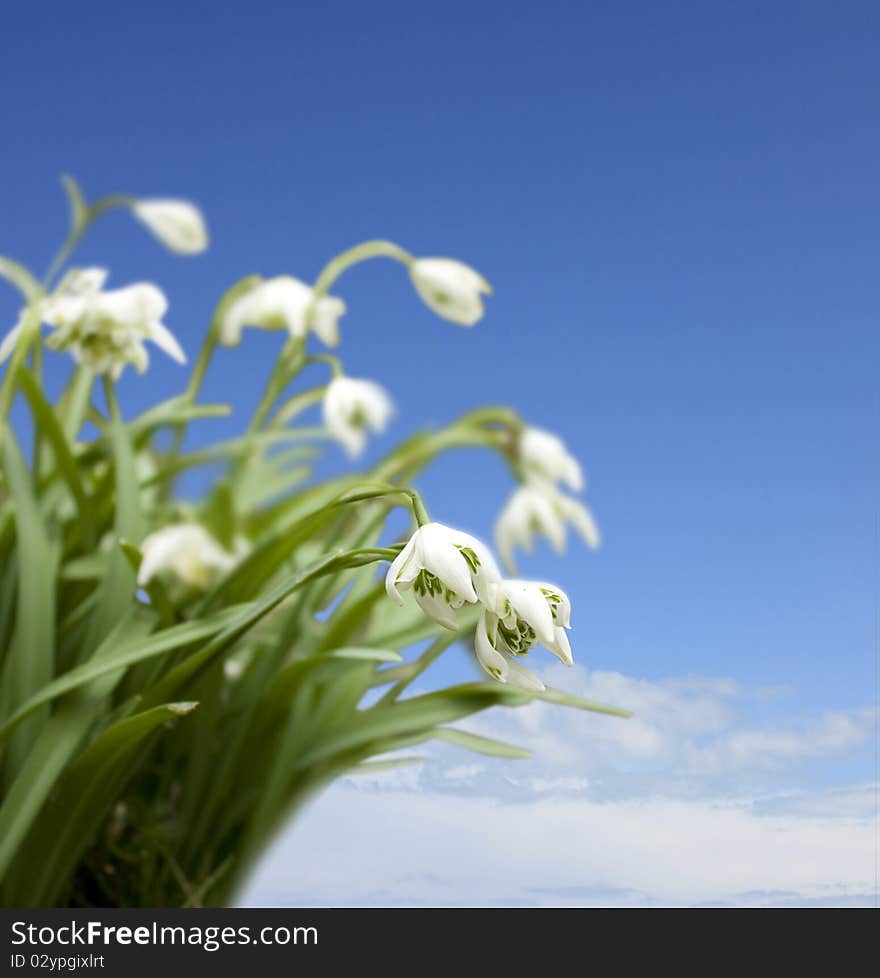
[2, 2, 877, 906]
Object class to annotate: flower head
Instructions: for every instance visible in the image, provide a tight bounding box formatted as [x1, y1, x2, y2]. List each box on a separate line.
[409, 257, 492, 326]
[0, 268, 186, 379]
[495, 482, 599, 573]
[475, 579, 573, 690]
[219, 276, 346, 347]
[137, 523, 241, 594]
[322, 376, 394, 458]
[132, 199, 209, 255]
[385, 522, 501, 630]
[519, 426, 583, 491]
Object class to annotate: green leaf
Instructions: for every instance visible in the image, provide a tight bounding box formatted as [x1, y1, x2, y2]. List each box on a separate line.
[0, 610, 152, 882]
[349, 756, 425, 774]
[201, 483, 236, 549]
[0, 428, 57, 776]
[433, 726, 531, 759]
[535, 686, 632, 718]
[296, 682, 532, 771]
[119, 539, 176, 626]
[0, 606, 243, 743]
[80, 383, 143, 652]
[326, 646, 403, 663]
[17, 368, 95, 543]
[7, 702, 198, 907]
[140, 551, 346, 707]
[60, 174, 89, 231]
[0, 256, 41, 302]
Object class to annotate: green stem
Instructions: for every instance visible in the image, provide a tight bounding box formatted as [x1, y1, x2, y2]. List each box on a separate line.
[43, 194, 132, 291]
[247, 338, 306, 434]
[161, 276, 262, 499]
[310, 239, 413, 305]
[0, 305, 42, 422]
[337, 484, 430, 527]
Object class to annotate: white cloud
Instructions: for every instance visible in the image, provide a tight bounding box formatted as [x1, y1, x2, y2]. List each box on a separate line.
[241, 787, 876, 908]
[239, 666, 878, 908]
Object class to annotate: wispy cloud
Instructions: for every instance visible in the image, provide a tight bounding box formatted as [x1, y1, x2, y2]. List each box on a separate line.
[240, 666, 878, 908]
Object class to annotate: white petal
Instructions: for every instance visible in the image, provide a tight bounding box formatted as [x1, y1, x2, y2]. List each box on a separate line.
[147, 320, 187, 364]
[414, 588, 459, 631]
[311, 295, 346, 346]
[520, 427, 584, 492]
[502, 579, 556, 646]
[415, 523, 478, 604]
[384, 536, 417, 604]
[98, 283, 168, 326]
[133, 199, 209, 255]
[558, 494, 601, 549]
[57, 267, 109, 296]
[474, 614, 509, 682]
[546, 625, 573, 666]
[409, 257, 491, 327]
[503, 657, 546, 692]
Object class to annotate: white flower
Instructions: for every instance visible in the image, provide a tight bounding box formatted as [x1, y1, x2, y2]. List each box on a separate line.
[322, 376, 394, 458]
[409, 257, 491, 326]
[474, 614, 546, 692]
[132, 199, 209, 255]
[385, 522, 501, 630]
[519, 426, 583, 491]
[0, 268, 185, 379]
[138, 523, 240, 593]
[475, 579, 573, 690]
[219, 276, 346, 347]
[494, 482, 599, 573]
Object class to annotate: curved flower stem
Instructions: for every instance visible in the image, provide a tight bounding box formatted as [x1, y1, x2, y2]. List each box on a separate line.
[184, 334, 219, 403]
[375, 628, 471, 706]
[247, 338, 306, 434]
[160, 277, 264, 501]
[270, 385, 326, 428]
[42, 194, 132, 290]
[58, 367, 94, 441]
[304, 353, 343, 378]
[310, 239, 413, 304]
[372, 425, 512, 484]
[336, 483, 430, 526]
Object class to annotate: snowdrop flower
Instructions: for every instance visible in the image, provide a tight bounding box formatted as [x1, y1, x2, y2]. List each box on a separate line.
[323, 376, 394, 458]
[138, 523, 240, 594]
[409, 257, 492, 326]
[519, 426, 583, 491]
[132, 199, 209, 255]
[495, 482, 599, 573]
[474, 579, 573, 691]
[219, 276, 346, 347]
[385, 522, 501, 630]
[0, 268, 185, 380]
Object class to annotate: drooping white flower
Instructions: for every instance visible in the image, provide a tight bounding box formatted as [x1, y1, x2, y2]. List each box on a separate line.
[0, 268, 185, 379]
[385, 522, 501, 630]
[494, 482, 599, 573]
[409, 257, 492, 326]
[132, 199, 209, 255]
[474, 579, 574, 690]
[138, 523, 240, 593]
[474, 611, 544, 691]
[519, 426, 583, 491]
[322, 376, 394, 458]
[219, 276, 346, 348]
[490, 578, 573, 666]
